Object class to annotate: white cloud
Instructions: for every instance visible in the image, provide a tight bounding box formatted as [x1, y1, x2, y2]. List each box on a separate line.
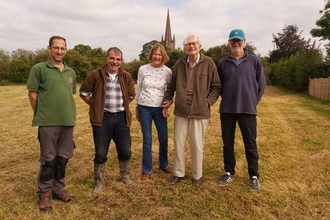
[0, 0, 326, 61]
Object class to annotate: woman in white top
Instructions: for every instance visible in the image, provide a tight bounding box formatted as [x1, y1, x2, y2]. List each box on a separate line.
[136, 43, 172, 180]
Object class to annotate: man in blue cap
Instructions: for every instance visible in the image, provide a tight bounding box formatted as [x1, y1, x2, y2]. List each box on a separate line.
[217, 29, 266, 190]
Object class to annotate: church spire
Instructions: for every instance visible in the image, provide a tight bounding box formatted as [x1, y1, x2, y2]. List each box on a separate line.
[161, 9, 175, 49]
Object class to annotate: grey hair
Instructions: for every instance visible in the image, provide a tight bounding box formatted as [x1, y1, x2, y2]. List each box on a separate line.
[182, 34, 201, 46]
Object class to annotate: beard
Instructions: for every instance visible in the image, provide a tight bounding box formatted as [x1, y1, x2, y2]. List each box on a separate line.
[232, 46, 244, 53]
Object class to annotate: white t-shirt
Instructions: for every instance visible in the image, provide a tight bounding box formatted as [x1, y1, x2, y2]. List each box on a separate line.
[136, 64, 172, 107]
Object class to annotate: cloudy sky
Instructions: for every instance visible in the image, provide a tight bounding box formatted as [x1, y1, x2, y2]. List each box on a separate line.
[0, 0, 327, 61]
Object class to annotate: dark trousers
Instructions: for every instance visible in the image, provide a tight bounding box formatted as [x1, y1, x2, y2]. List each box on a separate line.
[220, 113, 259, 178]
[37, 126, 74, 195]
[92, 111, 132, 164]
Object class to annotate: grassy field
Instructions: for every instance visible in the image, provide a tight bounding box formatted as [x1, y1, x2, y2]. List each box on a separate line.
[0, 85, 329, 220]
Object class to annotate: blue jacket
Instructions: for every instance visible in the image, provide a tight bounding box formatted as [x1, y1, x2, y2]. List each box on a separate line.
[217, 49, 266, 115]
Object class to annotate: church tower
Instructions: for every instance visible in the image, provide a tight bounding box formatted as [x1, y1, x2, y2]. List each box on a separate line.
[161, 9, 175, 49]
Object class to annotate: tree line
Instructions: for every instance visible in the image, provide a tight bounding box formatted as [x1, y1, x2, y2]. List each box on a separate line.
[1, 0, 330, 93]
[0, 40, 257, 85]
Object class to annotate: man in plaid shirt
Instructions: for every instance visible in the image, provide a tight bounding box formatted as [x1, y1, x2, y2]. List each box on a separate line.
[80, 47, 136, 193]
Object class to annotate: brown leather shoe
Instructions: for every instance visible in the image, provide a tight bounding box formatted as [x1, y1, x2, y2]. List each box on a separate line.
[141, 173, 151, 180]
[168, 176, 182, 184]
[192, 177, 203, 185]
[160, 167, 172, 174]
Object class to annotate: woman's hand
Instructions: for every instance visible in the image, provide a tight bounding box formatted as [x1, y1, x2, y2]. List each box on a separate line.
[162, 107, 170, 118]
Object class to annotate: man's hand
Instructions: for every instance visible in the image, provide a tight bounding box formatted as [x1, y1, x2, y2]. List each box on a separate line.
[162, 100, 173, 108]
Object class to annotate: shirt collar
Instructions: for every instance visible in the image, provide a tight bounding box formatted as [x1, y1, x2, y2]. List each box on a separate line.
[187, 53, 200, 67]
[230, 51, 246, 60]
[106, 68, 118, 77]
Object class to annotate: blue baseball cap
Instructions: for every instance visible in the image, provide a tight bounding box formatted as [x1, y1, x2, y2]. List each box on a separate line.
[228, 29, 245, 40]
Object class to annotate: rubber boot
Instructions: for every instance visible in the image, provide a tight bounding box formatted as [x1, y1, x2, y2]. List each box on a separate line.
[119, 160, 136, 185]
[93, 163, 105, 193]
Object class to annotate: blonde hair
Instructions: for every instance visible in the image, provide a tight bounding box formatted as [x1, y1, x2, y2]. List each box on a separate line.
[148, 42, 169, 64]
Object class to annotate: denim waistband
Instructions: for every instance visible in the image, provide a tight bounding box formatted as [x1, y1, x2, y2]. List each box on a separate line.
[104, 110, 124, 114]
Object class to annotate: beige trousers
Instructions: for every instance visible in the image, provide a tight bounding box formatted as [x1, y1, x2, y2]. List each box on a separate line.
[173, 115, 209, 180]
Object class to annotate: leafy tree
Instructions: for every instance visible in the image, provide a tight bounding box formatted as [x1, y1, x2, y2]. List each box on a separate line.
[73, 44, 92, 55]
[308, 63, 328, 79]
[260, 56, 272, 84]
[166, 48, 185, 68]
[122, 59, 148, 81]
[65, 49, 91, 82]
[245, 42, 258, 55]
[204, 45, 229, 64]
[34, 49, 49, 63]
[9, 49, 34, 83]
[268, 46, 324, 91]
[85, 47, 106, 69]
[310, 0, 330, 59]
[269, 25, 307, 63]
[139, 40, 158, 60]
[0, 49, 10, 81]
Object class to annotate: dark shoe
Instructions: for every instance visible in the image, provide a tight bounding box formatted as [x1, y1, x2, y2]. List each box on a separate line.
[39, 192, 52, 211]
[53, 190, 74, 202]
[219, 172, 234, 186]
[251, 176, 260, 190]
[141, 173, 151, 180]
[192, 177, 203, 185]
[160, 167, 172, 174]
[169, 176, 182, 185]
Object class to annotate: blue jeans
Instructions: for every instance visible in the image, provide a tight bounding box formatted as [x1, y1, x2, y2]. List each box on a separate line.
[92, 111, 131, 164]
[138, 105, 168, 174]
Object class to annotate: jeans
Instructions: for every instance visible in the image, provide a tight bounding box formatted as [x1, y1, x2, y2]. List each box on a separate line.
[138, 105, 168, 174]
[92, 111, 131, 164]
[220, 113, 259, 178]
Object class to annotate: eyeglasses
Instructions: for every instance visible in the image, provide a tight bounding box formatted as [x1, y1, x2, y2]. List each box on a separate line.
[51, 46, 67, 51]
[184, 42, 198, 47]
[230, 39, 243, 43]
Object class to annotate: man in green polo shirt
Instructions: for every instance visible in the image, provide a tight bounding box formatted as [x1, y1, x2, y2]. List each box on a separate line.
[27, 36, 76, 211]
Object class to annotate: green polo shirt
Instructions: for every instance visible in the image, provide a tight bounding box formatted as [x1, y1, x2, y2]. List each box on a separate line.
[27, 60, 76, 127]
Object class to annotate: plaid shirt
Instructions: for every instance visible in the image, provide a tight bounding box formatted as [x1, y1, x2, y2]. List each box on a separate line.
[104, 72, 124, 113]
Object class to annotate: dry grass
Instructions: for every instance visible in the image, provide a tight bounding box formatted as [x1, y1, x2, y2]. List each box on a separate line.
[0, 85, 329, 220]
